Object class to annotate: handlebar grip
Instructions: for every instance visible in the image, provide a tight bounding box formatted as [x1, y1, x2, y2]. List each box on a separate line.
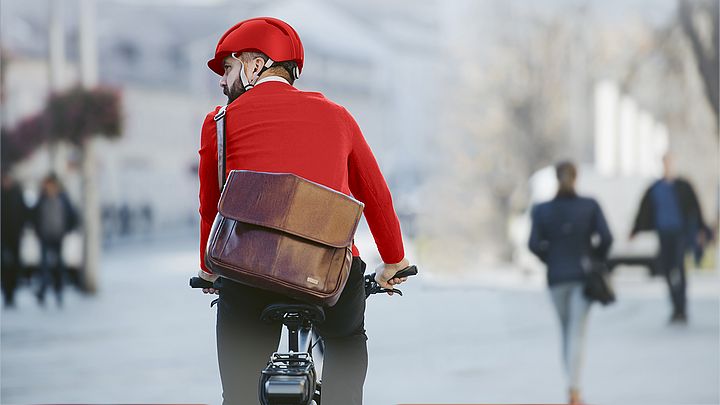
[190, 277, 215, 289]
[393, 265, 418, 279]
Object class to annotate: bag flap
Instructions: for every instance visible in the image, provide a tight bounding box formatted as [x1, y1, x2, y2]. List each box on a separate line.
[217, 170, 364, 248]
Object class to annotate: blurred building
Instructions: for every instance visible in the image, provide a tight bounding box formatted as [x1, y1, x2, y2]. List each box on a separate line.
[2, 0, 440, 239]
[4, 0, 715, 270]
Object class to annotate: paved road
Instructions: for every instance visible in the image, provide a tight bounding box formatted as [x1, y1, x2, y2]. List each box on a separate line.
[2, 233, 718, 405]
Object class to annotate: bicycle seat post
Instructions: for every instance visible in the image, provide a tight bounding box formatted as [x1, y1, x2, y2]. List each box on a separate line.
[283, 313, 303, 353]
[261, 303, 326, 355]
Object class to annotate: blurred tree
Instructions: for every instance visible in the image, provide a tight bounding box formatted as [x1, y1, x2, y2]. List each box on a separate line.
[0, 85, 122, 294]
[50, 86, 122, 294]
[591, 2, 717, 239]
[419, 2, 717, 272]
[418, 5, 585, 269]
[679, 0, 719, 133]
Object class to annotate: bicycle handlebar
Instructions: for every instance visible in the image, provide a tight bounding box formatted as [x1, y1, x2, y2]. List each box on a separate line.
[189, 277, 216, 289]
[363, 265, 418, 297]
[190, 265, 418, 298]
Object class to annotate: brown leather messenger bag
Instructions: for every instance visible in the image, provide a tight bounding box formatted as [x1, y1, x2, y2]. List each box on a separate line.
[204, 106, 364, 307]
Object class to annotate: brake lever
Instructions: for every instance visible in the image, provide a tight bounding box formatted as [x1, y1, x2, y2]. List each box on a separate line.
[365, 284, 403, 296]
[380, 288, 403, 296]
[365, 267, 416, 297]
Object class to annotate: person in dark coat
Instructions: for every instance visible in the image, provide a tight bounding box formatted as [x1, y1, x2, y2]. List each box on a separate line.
[529, 161, 613, 405]
[32, 173, 77, 307]
[1, 172, 29, 308]
[630, 154, 711, 324]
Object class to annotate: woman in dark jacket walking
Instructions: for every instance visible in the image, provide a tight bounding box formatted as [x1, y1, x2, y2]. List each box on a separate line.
[529, 161, 613, 405]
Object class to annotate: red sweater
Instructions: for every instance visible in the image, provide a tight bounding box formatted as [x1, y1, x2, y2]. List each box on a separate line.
[198, 81, 404, 276]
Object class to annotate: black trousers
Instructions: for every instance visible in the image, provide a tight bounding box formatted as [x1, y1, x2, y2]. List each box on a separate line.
[1, 241, 21, 306]
[658, 230, 687, 316]
[216, 257, 368, 405]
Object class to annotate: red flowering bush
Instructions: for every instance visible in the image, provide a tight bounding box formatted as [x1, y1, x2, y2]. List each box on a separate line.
[1, 86, 122, 168]
[1, 113, 50, 169]
[46, 86, 123, 144]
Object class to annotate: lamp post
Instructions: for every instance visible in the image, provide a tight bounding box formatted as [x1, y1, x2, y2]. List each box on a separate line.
[79, 0, 100, 294]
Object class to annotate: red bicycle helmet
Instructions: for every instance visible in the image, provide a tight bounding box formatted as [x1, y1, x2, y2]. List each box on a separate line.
[208, 17, 304, 78]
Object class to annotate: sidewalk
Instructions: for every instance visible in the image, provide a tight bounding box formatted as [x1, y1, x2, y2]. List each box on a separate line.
[2, 233, 718, 405]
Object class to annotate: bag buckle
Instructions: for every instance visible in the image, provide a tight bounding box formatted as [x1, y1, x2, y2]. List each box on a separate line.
[214, 105, 227, 121]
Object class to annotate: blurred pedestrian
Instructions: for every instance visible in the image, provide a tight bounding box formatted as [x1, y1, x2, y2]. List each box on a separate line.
[31, 174, 77, 307]
[1, 172, 29, 308]
[630, 154, 711, 324]
[118, 203, 131, 235]
[529, 161, 613, 405]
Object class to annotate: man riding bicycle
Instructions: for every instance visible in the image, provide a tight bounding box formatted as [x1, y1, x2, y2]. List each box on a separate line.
[197, 17, 411, 404]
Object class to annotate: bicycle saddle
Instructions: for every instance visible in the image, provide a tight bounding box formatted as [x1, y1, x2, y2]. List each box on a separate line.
[260, 303, 326, 324]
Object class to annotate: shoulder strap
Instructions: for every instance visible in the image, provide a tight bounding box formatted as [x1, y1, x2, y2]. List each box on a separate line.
[214, 105, 228, 191]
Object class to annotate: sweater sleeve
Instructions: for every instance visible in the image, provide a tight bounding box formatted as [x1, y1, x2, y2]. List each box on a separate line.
[679, 179, 708, 229]
[345, 110, 405, 264]
[198, 108, 222, 275]
[528, 204, 548, 263]
[632, 185, 654, 235]
[592, 200, 614, 260]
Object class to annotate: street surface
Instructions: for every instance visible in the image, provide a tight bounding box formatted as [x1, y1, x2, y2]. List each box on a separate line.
[2, 232, 718, 405]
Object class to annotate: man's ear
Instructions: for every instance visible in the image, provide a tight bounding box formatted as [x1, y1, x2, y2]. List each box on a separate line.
[253, 57, 265, 73]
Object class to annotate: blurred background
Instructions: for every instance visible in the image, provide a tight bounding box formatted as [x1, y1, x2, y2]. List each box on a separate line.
[1, 0, 718, 404]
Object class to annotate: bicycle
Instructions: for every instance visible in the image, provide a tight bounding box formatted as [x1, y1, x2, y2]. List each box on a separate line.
[190, 265, 418, 405]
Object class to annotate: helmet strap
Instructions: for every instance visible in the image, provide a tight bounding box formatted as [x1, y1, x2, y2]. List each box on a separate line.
[253, 58, 275, 85]
[233, 53, 275, 91]
[239, 62, 253, 90]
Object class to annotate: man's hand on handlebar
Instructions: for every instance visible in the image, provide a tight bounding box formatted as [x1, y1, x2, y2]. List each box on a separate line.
[198, 270, 219, 295]
[374, 257, 411, 292]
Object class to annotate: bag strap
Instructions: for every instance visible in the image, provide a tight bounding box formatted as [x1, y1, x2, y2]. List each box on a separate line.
[214, 105, 228, 191]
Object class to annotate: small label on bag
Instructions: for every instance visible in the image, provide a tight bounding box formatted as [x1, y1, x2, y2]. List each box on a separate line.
[307, 277, 319, 285]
